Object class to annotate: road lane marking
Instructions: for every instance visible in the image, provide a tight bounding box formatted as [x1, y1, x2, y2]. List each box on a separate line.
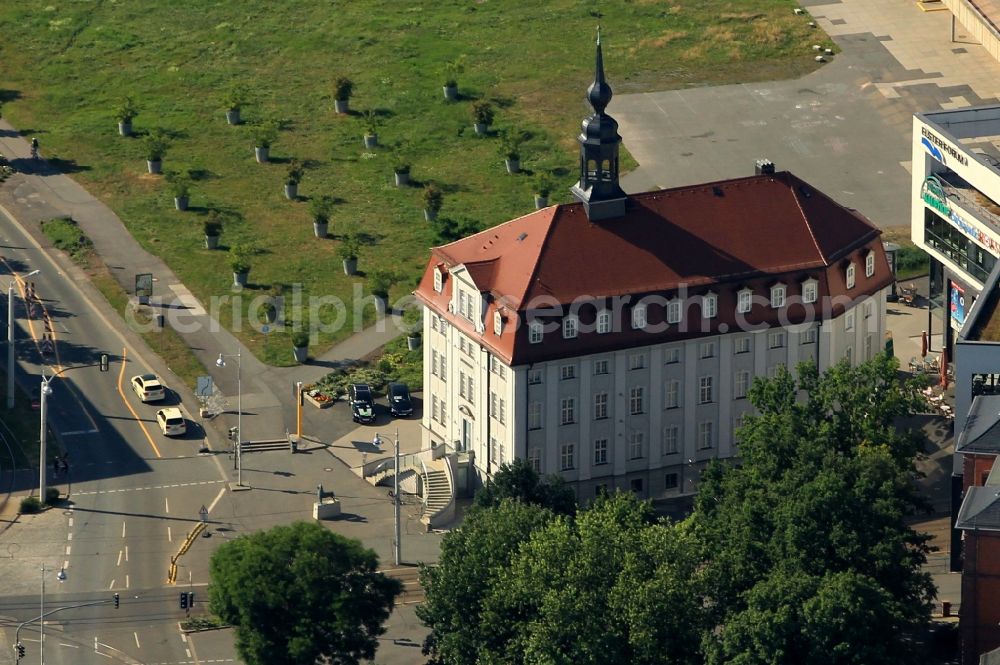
[116, 550, 122, 566]
[165, 497, 169, 513]
[207, 486, 226, 513]
[125, 574, 129, 589]
[186, 648, 192, 658]
[67, 533, 72, 541]
[72, 480, 227, 496]
[65, 545, 70, 555]
[125, 545, 129, 562]
[58, 643, 78, 648]
[63, 560, 68, 570]
[60, 429, 99, 436]
[122, 521, 126, 538]
[134, 632, 140, 649]
[167, 526, 172, 542]
[68, 517, 72, 527]
[116, 347, 161, 458]
[109, 579, 115, 589]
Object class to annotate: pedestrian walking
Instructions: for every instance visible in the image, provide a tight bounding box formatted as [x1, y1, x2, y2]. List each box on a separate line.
[53, 456, 61, 475]
[373, 432, 382, 448]
[30, 138, 39, 160]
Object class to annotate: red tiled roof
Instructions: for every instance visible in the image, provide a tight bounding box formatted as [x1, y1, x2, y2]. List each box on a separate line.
[415, 172, 889, 365]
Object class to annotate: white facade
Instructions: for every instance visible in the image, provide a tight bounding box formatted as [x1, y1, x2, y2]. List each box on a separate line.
[422, 284, 887, 500]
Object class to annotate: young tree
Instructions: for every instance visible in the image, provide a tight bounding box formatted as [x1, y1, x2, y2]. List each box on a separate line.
[473, 457, 577, 515]
[208, 521, 401, 665]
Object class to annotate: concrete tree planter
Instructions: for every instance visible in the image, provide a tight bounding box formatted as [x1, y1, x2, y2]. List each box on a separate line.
[373, 295, 388, 317]
[424, 208, 438, 222]
[443, 85, 458, 101]
[394, 170, 410, 187]
[534, 195, 549, 209]
[205, 234, 220, 250]
[292, 345, 308, 363]
[284, 183, 298, 200]
[342, 258, 358, 276]
[505, 158, 521, 174]
[118, 120, 133, 137]
[313, 498, 341, 520]
[233, 271, 249, 288]
[473, 123, 488, 136]
[363, 133, 378, 149]
[226, 109, 241, 125]
[313, 221, 328, 238]
[407, 335, 421, 351]
[147, 159, 162, 175]
[174, 196, 189, 211]
[254, 146, 269, 163]
[334, 99, 349, 114]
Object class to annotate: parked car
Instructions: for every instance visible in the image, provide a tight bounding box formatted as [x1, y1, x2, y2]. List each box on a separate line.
[156, 407, 186, 436]
[131, 373, 166, 402]
[387, 382, 413, 417]
[349, 383, 376, 424]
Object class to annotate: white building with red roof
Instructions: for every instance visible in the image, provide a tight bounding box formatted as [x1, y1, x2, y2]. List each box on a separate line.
[413, 37, 893, 501]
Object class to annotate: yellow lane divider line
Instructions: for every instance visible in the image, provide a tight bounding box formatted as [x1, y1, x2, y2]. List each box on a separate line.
[167, 522, 206, 584]
[116, 347, 160, 459]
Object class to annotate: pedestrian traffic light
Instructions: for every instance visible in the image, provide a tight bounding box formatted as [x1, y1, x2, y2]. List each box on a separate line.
[113, 592, 119, 609]
[16, 643, 24, 659]
[99, 354, 109, 372]
[188, 592, 195, 607]
[180, 591, 188, 609]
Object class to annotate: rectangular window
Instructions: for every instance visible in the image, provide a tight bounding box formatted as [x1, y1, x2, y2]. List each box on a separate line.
[629, 431, 645, 459]
[698, 421, 713, 449]
[560, 364, 576, 380]
[699, 376, 713, 404]
[845, 345, 853, 364]
[629, 387, 645, 415]
[703, 294, 717, 319]
[866, 252, 875, 278]
[663, 425, 679, 454]
[594, 359, 609, 375]
[629, 353, 645, 370]
[529, 321, 543, 344]
[560, 443, 575, 471]
[664, 347, 681, 364]
[431, 316, 439, 332]
[665, 473, 679, 490]
[597, 310, 611, 334]
[864, 334, 873, 361]
[847, 264, 856, 289]
[459, 371, 467, 398]
[801, 328, 817, 344]
[490, 393, 498, 419]
[499, 398, 507, 425]
[803, 281, 818, 304]
[528, 402, 543, 430]
[630, 478, 643, 494]
[845, 312, 855, 332]
[490, 437, 500, 464]
[594, 393, 608, 420]
[738, 290, 752, 314]
[864, 301, 873, 320]
[458, 291, 468, 320]
[493, 311, 503, 336]
[735, 336, 751, 354]
[767, 362, 785, 379]
[770, 285, 786, 308]
[632, 304, 647, 329]
[700, 341, 716, 359]
[431, 350, 439, 376]
[467, 375, 475, 404]
[441, 399, 447, 426]
[666, 300, 681, 324]
[664, 379, 679, 409]
[529, 447, 541, 473]
[734, 371, 750, 399]
[768, 331, 786, 349]
[563, 316, 578, 339]
[490, 355, 506, 379]
[594, 439, 608, 465]
[560, 398, 576, 425]
[432, 395, 440, 423]
[528, 368, 542, 385]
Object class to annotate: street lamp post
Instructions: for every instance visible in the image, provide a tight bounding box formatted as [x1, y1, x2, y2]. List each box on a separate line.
[376, 428, 402, 566]
[38, 374, 53, 502]
[8, 269, 40, 410]
[216, 351, 243, 487]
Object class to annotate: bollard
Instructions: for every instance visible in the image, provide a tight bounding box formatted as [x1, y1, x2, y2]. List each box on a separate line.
[942, 600, 952, 617]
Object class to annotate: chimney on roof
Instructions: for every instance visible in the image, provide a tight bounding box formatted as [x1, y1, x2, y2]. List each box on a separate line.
[570, 27, 628, 221]
[755, 159, 775, 175]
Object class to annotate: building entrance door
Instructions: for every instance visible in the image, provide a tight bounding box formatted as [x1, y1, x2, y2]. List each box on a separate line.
[461, 418, 471, 451]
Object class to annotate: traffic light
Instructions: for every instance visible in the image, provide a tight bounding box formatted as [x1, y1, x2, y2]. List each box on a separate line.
[113, 592, 119, 609]
[16, 643, 25, 659]
[180, 591, 188, 609]
[188, 592, 195, 607]
[99, 354, 109, 372]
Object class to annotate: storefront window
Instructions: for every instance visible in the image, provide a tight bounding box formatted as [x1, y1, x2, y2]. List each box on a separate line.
[924, 211, 996, 284]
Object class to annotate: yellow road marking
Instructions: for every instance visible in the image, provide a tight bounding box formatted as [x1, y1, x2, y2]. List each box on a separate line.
[116, 347, 160, 458]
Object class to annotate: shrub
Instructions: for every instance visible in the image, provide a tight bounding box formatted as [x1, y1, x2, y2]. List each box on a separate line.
[334, 76, 354, 101]
[534, 174, 554, 197]
[368, 269, 396, 298]
[443, 55, 466, 87]
[310, 195, 335, 224]
[44, 487, 60, 505]
[167, 172, 191, 198]
[114, 96, 139, 122]
[338, 234, 361, 261]
[250, 120, 279, 149]
[472, 101, 494, 126]
[291, 331, 309, 348]
[20, 496, 41, 513]
[203, 216, 222, 237]
[498, 128, 525, 160]
[143, 130, 170, 161]
[423, 183, 443, 213]
[224, 84, 249, 112]
[229, 246, 251, 274]
[286, 160, 304, 186]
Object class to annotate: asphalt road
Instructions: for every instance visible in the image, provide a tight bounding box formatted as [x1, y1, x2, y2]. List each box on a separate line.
[0, 208, 232, 665]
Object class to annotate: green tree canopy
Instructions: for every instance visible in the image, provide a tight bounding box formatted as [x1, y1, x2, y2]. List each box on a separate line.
[208, 521, 401, 665]
[473, 457, 577, 516]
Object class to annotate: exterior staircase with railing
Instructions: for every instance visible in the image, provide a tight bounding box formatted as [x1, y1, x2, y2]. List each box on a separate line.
[359, 446, 456, 529]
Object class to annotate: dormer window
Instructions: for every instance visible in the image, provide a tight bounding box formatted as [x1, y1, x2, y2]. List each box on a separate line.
[802, 278, 818, 304]
[563, 315, 578, 339]
[865, 251, 875, 278]
[666, 299, 681, 324]
[597, 310, 611, 334]
[846, 263, 856, 289]
[493, 311, 503, 336]
[529, 320, 543, 344]
[770, 284, 786, 309]
[703, 293, 717, 319]
[433, 267, 443, 293]
[737, 288, 753, 314]
[632, 303, 647, 330]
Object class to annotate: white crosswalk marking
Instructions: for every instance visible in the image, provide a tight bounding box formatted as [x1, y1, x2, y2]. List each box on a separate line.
[72, 480, 226, 496]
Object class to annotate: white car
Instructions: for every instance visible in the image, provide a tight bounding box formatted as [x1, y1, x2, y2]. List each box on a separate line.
[131, 374, 166, 402]
[156, 408, 186, 437]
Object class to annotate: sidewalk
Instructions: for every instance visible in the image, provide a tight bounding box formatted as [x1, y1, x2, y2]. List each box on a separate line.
[0, 124, 403, 446]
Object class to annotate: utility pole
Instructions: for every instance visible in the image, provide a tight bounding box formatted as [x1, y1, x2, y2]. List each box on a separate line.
[394, 428, 401, 566]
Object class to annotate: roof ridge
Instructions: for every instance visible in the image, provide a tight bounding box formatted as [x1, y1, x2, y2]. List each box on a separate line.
[518, 206, 563, 306]
[783, 173, 827, 263]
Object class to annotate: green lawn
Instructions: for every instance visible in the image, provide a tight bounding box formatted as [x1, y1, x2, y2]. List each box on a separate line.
[0, 1, 830, 365]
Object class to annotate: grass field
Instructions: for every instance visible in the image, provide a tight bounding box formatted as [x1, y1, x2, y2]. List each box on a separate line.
[0, 1, 831, 364]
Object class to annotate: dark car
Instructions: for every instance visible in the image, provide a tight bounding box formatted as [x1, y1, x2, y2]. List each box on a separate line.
[387, 382, 413, 417]
[349, 383, 376, 424]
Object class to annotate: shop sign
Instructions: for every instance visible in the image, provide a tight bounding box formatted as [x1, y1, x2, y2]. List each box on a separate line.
[922, 176, 1000, 256]
[921, 126, 969, 167]
[950, 281, 967, 331]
